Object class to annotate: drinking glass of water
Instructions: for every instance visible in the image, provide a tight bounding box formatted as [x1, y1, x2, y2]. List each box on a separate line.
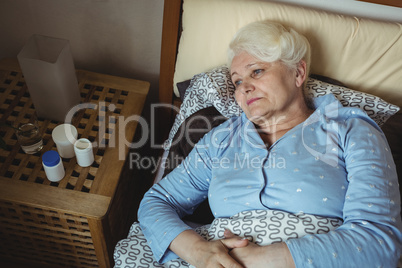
[15, 121, 43, 154]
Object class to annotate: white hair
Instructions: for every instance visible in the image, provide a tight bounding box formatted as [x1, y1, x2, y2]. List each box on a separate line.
[228, 21, 311, 75]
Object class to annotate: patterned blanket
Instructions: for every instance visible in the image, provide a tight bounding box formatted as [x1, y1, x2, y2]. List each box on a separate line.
[114, 209, 343, 268]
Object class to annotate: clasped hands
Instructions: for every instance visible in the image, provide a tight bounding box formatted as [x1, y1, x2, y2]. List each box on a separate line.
[170, 229, 295, 268]
[220, 229, 295, 268]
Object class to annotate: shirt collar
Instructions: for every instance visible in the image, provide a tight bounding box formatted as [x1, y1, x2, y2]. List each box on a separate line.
[239, 113, 267, 150]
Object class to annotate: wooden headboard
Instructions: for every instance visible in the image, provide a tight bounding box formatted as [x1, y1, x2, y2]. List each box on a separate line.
[357, 0, 402, 8]
[159, 0, 182, 108]
[157, 0, 182, 143]
[157, 0, 402, 142]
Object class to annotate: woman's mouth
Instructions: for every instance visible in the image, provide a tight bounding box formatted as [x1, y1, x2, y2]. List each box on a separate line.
[247, 98, 260, 106]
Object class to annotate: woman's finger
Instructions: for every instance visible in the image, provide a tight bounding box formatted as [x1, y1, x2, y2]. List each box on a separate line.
[219, 256, 244, 268]
[224, 229, 237, 238]
[220, 236, 249, 250]
[217, 249, 244, 268]
[207, 240, 244, 268]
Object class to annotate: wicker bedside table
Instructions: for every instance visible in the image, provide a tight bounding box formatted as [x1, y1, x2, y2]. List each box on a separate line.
[0, 58, 149, 267]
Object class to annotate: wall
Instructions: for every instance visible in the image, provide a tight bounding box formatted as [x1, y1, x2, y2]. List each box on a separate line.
[0, 0, 401, 105]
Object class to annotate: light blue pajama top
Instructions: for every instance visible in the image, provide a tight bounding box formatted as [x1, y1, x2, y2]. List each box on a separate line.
[138, 94, 402, 267]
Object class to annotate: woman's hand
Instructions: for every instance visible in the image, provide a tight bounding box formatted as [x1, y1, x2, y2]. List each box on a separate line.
[224, 230, 296, 268]
[170, 229, 249, 267]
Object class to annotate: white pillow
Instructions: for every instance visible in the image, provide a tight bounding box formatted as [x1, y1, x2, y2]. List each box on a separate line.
[305, 78, 400, 127]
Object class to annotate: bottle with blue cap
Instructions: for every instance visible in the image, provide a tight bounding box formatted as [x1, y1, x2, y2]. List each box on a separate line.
[42, 150, 65, 182]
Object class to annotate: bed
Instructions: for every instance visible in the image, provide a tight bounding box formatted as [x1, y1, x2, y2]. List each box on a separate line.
[114, 0, 402, 267]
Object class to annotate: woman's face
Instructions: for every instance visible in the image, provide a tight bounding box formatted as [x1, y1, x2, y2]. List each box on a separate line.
[231, 52, 306, 126]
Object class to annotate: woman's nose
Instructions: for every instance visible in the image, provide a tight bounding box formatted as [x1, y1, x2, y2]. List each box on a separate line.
[239, 80, 255, 94]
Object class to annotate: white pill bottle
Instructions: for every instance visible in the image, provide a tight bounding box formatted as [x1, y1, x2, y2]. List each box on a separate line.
[42, 150, 65, 182]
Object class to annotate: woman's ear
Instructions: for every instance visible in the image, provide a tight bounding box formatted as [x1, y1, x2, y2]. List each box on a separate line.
[295, 60, 307, 88]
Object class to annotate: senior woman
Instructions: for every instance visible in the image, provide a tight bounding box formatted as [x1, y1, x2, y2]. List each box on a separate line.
[137, 21, 401, 267]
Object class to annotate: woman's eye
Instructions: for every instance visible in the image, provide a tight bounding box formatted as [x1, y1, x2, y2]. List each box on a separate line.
[234, 80, 242, 87]
[253, 69, 263, 76]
